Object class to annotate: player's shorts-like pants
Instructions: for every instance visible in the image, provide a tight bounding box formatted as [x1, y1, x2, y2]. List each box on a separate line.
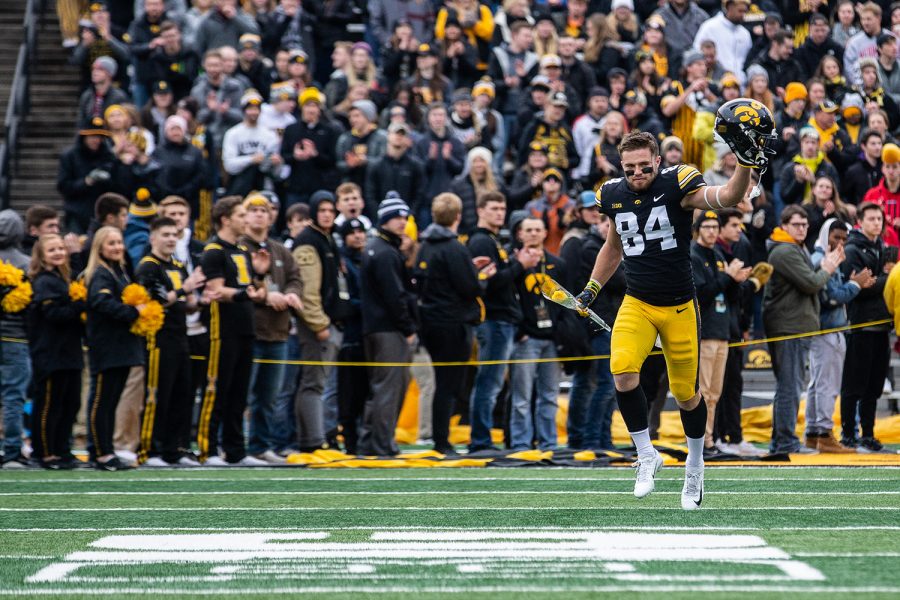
[610, 294, 700, 402]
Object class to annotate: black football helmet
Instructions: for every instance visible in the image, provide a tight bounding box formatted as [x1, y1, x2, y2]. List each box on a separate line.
[715, 98, 778, 169]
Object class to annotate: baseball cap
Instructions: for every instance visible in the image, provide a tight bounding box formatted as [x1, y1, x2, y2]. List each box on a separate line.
[540, 54, 562, 69]
[388, 121, 410, 135]
[542, 168, 564, 182]
[817, 99, 839, 113]
[531, 75, 552, 90]
[549, 91, 569, 107]
[338, 217, 367, 238]
[607, 67, 627, 80]
[624, 89, 647, 106]
[288, 49, 308, 64]
[693, 210, 720, 230]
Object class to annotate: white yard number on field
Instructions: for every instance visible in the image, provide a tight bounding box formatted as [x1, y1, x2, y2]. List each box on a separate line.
[26, 529, 825, 592]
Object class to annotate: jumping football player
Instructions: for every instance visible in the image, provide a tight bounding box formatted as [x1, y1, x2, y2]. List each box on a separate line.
[575, 99, 776, 510]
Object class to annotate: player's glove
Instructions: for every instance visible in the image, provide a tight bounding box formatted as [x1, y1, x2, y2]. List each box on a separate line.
[574, 279, 601, 316]
[749, 261, 774, 291]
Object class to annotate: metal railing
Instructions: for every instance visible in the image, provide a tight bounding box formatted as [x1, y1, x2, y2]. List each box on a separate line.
[0, 0, 45, 208]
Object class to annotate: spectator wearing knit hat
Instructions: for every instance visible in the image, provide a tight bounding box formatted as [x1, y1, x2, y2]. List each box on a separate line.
[358, 193, 418, 457]
[77, 57, 131, 127]
[862, 143, 900, 247]
[68, 9, 131, 91]
[123, 187, 157, 265]
[335, 99, 388, 190]
[221, 89, 282, 197]
[281, 87, 341, 207]
[153, 114, 205, 214]
[778, 127, 840, 206]
[450, 147, 507, 234]
[772, 82, 810, 164]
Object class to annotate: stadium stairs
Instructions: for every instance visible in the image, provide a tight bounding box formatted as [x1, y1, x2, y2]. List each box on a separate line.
[7, 0, 78, 214]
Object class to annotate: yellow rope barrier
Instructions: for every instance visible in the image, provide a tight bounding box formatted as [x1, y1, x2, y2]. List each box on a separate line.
[181, 318, 894, 368]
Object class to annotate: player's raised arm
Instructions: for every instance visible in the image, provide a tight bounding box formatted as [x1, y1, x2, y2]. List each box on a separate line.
[681, 98, 777, 211]
[575, 219, 623, 312]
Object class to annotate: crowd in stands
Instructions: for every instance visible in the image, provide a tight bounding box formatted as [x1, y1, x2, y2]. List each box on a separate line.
[3, 0, 900, 469]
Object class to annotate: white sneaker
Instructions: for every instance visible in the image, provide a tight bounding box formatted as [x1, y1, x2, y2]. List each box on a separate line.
[257, 450, 287, 464]
[115, 450, 137, 463]
[681, 464, 704, 510]
[233, 455, 268, 467]
[715, 441, 740, 455]
[203, 456, 229, 466]
[736, 441, 767, 457]
[176, 455, 201, 467]
[142, 456, 169, 467]
[632, 451, 664, 498]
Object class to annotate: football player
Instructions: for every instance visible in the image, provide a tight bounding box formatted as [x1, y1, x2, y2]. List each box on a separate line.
[575, 99, 776, 510]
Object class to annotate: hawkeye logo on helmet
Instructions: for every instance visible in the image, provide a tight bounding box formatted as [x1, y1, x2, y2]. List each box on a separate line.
[733, 105, 762, 126]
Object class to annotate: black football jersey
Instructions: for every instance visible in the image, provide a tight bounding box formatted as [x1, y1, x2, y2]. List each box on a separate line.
[200, 236, 255, 337]
[596, 164, 706, 306]
[135, 253, 189, 338]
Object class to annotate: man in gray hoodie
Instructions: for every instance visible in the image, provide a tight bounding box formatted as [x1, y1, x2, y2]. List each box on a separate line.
[763, 205, 842, 455]
[0, 210, 33, 468]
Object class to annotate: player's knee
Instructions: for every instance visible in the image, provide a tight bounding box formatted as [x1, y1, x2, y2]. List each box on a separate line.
[613, 372, 640, 392]
[671, 383, 698, 405]
[676, 392, 702, 411]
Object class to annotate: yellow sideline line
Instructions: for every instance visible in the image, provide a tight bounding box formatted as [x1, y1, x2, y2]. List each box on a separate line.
[178, 318, 894, 367]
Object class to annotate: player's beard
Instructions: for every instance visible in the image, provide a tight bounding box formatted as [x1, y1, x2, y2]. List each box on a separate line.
[628, 175, 654, 192]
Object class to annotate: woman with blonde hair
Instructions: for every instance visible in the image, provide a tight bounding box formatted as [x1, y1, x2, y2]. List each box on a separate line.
[606, 0, 639, 44]
[815, 55, 851, 105]
[27, 234, 86, 469]
[328, 42, 386, 109]
[104, 104, 155, 156]
[803, 176, 852, 250]
[583, 13, 625, 80]
[585, 111, 625, 189]
[533, 13, 559, 57]
[84, 226, 145, 471]
[451, 146, 506, 233]
[744, 65, 775, 112]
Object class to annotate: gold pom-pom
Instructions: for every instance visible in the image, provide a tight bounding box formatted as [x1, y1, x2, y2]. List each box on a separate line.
[551, 290, 567, 302]
[130, 300, 164, 338]
[0, 261, 23, 287]
[1, 280, 32, 313]
[69, 280, 87, 302]
[121, 283, 151, 306]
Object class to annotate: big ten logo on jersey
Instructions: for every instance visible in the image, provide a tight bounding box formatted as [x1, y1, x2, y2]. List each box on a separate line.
[231, 254, 251, 285]
[615, 206, 676, 256]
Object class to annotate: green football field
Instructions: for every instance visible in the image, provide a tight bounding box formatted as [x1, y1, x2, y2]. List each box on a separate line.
[0, 466, 898, 599]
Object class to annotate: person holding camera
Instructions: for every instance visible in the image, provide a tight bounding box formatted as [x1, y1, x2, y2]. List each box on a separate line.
[221, 89, 283, 197]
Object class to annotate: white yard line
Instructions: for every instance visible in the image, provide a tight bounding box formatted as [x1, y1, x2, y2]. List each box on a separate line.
[2, 585, 900, 595]
[5, 475, 900, 484]
[1, 490, 898, 496]
[3, 525, 900, 532]
[0, 506, 896, 512]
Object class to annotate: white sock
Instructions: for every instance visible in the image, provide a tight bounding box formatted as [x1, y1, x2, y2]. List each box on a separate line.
[630, 428, 655, 459]
[685, 436, 705, 468]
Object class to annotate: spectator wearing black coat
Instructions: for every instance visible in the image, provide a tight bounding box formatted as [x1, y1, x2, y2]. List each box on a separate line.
[842, 130, 884, 205]
[414, 193, 488, 455]
[839, 203, 892, 452]
[126, 0, 182, 108]
[281, 88, 341, 206]
[365, 122, 427, 223]
[77, 57, 131, 127]
[84, 226, 144, 471]
[27, 236, 86, 469]
[450, 147, 508, 235]
[752, 30, 805, 96]
[153, 115, 206, 213]
[412, 104, 467, 226]
[150, 20, 200, 101]
[358, 194, 418, 457]
[57, 124, 117, 234]
[794, 14, 845, 81]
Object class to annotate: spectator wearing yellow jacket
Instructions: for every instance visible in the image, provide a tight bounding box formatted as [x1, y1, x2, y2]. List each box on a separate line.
[436, 0, 495, 71]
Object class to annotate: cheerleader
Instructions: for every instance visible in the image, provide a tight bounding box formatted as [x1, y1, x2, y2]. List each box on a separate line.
[84, 226, 145, 471]
[28, 235, 86, 469]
